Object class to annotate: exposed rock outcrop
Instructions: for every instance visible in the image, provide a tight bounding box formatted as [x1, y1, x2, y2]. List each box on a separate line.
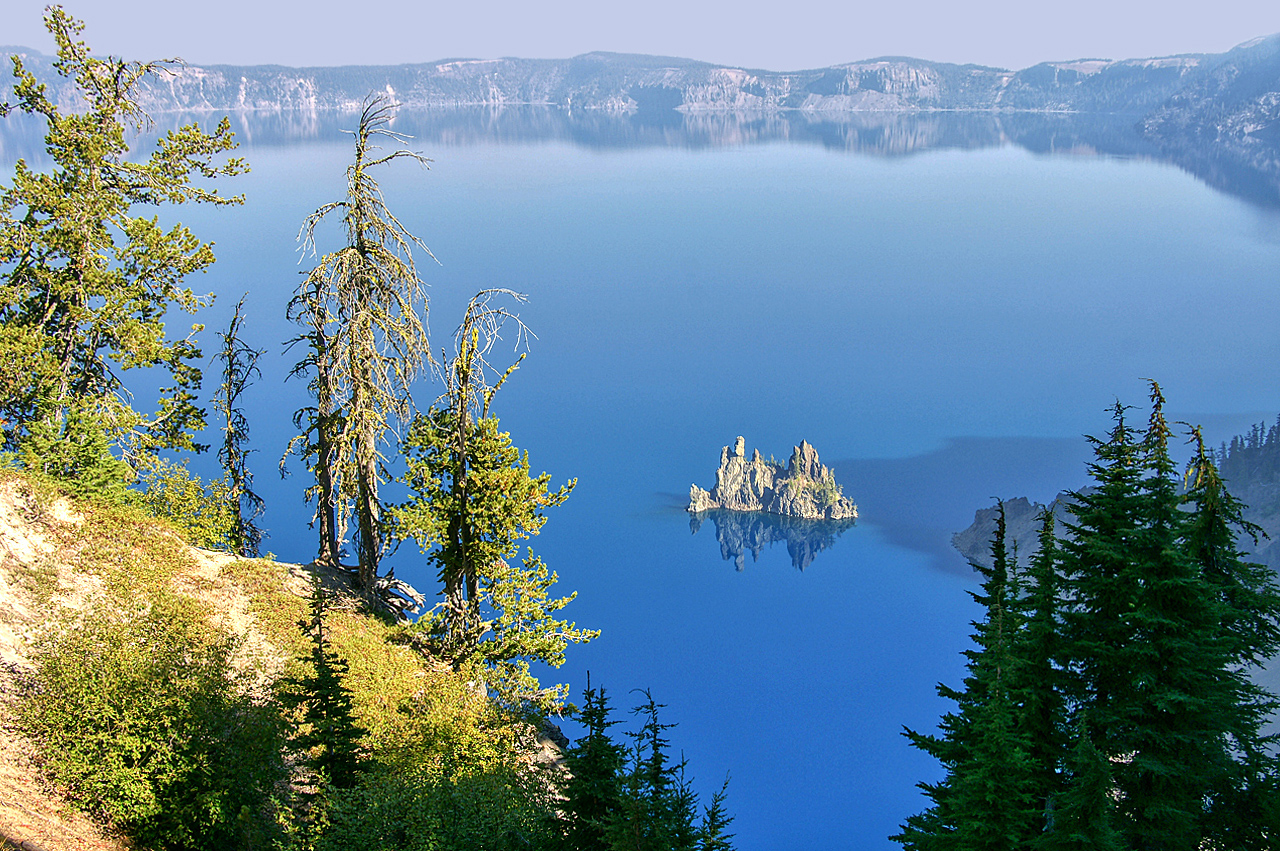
[952, 494, 1077, 568]
[0, 40, 1267, 120]
[688, 437, 857, 521]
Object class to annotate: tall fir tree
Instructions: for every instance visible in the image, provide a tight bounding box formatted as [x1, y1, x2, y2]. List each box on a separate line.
[1036, 715, 1123, 851]
[1010, 508, 1066, 821]
[895, 501, 1039, 849]
[608, 691, 700, 851]
[1054, 384, 1271, 849]
[1182, 427, 1280, 847]
[696, 775, 736, 851]
[287, 95, 432, 591]
[281, 579, 367, 792]
[393, 291, 595, 713]
[559, 676, 627, 851]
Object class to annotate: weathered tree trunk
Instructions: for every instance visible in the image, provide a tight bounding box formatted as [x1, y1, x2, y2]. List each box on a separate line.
[355, 428, 381, 592]
[314, 416, 341, 567]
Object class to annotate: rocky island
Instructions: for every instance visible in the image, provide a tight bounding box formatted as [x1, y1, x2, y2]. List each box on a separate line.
[688, 436, 857, 521]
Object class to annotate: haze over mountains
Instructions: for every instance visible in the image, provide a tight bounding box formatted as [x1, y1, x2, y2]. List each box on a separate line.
[3, 34, 1280, 204]
[1, 35, 1277, 121]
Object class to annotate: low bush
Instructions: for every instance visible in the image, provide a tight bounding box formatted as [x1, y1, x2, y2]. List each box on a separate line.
[137, 459, 239, 551]
[19, 593, 286, 850]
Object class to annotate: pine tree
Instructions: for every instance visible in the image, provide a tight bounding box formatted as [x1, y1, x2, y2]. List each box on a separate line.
[608, 691, 699, 851]
[1182, 427, 1280, 846]
[287, 95, 432, 591]
[281, 579, 367, 792]
[1056, 384, 1259, 849]
[696, 775, 736, 851]
[559, 676, 627, 851]
[1037, 717, 1123, 851]
[284, 271, 343, 567]
[895, 501, 1039, 849]
[213, 296, 265, 557]
[0, 7, 245, 480]
[1011, 508, 1066, 823]
[393, 291, 596, 713]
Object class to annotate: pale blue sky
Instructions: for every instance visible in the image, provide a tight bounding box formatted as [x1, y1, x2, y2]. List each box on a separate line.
[4, 0, 1279, 72]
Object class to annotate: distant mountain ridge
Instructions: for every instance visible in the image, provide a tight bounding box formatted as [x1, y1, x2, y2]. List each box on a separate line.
[4, 37, 1280, 205]
[0, 39, 1273, 119]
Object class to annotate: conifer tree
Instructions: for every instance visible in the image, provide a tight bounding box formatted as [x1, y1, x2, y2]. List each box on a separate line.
[608, 691, 699, 851]
[1011, 508, 1066, 820]
[559, 676, 627, 851]
[287, 95, 432, 590]
[696, 775, 736, 851]
[284, 272, 343, 567]
[895, 501, 1039, 849]
[1037, 717, 1123, 851]
[1055, 384, 1266, 849]
[281, 580, 367, 792]
[0, 6, 245, 480]
[393, 291, 595, 713]
[214, 296, 265, 557]
[1112, 385, 1238, 848]
[1182, 427, 1280, 844]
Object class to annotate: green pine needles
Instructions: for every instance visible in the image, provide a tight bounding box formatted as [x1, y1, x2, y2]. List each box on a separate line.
[393, 291, 597, 714]
[0, 6, 245, 484]
[897, 381, 1280, 850]
[281, 580, 368, 793]
[558, 680, 737, 851]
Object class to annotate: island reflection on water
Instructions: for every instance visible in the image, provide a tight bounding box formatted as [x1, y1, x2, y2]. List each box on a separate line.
[689, 509, 857, 571]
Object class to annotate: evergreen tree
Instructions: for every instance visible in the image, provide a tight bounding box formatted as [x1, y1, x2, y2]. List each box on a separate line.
[393, 291, 596, 713]
[284, 270, 343, 567]
[608, 691, 699, 851]
[1011, 508, 1066, 823]
[287, 95, 432, 590]
[559, 676, 626, 851]
[1036, 717, 1123, 851]
[281, 579, 367, 792]
[214, 296, 265, 557]
[895, 501, 1039, 850]
[1055, 384, 1263, 849]
[696, 775, 736, 851]
[1182, 427, 1280, 845]
[0, 6, 245, 480]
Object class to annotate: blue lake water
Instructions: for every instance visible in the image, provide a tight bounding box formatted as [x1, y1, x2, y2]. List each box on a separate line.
[9, 109, 1280, 848]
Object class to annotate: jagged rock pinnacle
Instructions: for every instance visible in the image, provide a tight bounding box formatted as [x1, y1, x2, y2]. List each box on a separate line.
[688, 438, 857, 521]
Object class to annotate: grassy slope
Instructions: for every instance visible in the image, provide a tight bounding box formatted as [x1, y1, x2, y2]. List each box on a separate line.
[0, 469, 448, 849]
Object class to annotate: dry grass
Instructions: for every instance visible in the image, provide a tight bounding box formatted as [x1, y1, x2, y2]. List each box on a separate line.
[0, 471, 443, 849]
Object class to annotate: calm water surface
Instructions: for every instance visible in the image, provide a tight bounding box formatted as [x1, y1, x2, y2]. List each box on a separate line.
[17, 110, 1280, 849]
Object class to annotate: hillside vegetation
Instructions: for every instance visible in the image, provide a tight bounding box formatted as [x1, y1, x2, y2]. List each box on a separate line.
[0, 468, 479, 849]
[0, 10, 735, 851]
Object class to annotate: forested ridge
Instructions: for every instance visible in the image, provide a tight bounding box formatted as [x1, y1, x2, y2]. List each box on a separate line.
[0, 8, 734, 850]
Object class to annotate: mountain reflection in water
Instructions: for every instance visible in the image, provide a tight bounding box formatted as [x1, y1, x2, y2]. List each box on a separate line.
[4, 106, 1277, 208]
[689, 509, 856, 571]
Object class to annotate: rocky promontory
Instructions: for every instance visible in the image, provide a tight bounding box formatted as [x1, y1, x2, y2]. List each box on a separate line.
[688, 437, 857, 521]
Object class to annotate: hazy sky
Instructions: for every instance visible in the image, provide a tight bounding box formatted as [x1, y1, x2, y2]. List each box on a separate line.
[4, 0, 1280, 71]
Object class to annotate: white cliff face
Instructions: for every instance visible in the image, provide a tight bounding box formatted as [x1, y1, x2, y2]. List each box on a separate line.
[689, 437, 857, 521]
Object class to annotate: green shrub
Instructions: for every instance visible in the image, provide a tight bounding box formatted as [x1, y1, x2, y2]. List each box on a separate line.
[811, 473, 843, 510]
[16, 406, 134, 503]
[19, 594, 286, 850]
[320, 671, 559, 851]
[137, 459, 239, 550]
